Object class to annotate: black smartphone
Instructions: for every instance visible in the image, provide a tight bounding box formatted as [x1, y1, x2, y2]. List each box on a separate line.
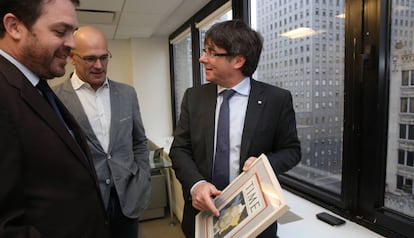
[316, 212, 346, 226]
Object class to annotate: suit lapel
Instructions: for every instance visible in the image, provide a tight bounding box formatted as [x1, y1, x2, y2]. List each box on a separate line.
[240, 79, 265, 163]
[107, 80, 119, 153]
[0, 55, 93, 170]
[15, 77, 92, 169]
[60, 79, 104, 152]
[0, 57, 60, 134]
[204, 84, 219, 175]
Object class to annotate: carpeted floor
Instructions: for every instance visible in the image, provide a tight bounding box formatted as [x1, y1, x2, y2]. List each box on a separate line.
[139, 211, 185, 238]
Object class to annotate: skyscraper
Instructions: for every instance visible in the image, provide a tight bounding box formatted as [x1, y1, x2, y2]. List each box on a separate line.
[255, 0, 345, 193]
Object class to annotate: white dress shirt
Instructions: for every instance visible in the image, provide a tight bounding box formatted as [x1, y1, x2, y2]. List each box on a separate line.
[71, 72, 111, 152]
[0, 50, 39, 86]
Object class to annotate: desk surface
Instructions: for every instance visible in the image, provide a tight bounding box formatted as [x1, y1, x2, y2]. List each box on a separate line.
[278, 190, 385, 238]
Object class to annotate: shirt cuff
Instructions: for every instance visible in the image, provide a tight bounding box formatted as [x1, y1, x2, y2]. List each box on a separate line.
[190, 180, 207, 195]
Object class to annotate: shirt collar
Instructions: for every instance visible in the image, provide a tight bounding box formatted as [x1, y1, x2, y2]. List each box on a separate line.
[71, 69, 109, 91]
[0, 49, 40, 86]
[217, 77, 250, 96]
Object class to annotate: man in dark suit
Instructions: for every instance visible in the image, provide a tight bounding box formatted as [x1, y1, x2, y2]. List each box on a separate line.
[53, 26, 151, 238]
[169, 19, 301, 238]
[0, 1, 110, 237]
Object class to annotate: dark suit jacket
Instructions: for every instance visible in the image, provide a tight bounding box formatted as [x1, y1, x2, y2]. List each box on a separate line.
[169, 78, 301, 237]
[0, 55, 110, 238]
[53, 78, 151, 219]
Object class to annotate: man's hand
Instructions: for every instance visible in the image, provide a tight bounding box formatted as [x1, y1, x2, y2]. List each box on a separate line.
[191, 181, 222, 217]
[242, 156, 258, 172]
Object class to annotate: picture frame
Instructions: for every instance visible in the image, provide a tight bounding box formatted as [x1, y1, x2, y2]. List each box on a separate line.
[195, 154, 289, 238]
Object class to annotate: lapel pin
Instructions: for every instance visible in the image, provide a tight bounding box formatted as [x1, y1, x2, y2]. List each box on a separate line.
[258, 100, 262, 105]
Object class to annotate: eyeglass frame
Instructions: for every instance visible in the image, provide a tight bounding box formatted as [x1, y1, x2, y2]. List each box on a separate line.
[71, 50, 112, 64]
[202, 49, 233, 58]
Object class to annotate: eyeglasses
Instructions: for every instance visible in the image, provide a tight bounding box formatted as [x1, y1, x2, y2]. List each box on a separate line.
[202, 49, 233, 58]
[72, 51, 112, 64]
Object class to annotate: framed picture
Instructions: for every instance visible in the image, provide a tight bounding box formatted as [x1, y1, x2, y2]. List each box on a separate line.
[195, 154, 289, 238]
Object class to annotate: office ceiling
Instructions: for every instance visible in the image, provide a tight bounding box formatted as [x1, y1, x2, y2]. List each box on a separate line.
[76, 0, 210, 39]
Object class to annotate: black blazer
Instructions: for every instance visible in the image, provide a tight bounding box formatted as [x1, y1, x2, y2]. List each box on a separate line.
[170, 78, 301, 237]
[0, 55, 110, 238]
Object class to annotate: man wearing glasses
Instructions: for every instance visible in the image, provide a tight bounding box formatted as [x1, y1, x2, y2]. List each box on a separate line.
[53, 25, 151, 238]
[170, 20, 301, 237]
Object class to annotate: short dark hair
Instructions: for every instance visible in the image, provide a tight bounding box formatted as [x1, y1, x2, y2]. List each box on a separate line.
[204, 19, 263, 77]
[0, 0, 80, 38]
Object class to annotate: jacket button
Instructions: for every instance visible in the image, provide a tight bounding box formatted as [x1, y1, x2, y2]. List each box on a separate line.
[105, 178, 111, 185]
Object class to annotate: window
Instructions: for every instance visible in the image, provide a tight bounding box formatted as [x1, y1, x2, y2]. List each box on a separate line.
[170, 29, 192, 124]
[169, 0, 414, 236]
[388, 0, 414, 219]
[252, 0, 345, 194]
[169, 0, 231, 125]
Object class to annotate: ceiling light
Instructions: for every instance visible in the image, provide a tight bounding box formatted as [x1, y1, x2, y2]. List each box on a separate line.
[279, 27, 321, 39]
[335, 13, 345, 19]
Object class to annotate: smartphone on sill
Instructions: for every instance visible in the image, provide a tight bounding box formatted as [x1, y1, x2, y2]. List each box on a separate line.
[316, 212, 346, 226]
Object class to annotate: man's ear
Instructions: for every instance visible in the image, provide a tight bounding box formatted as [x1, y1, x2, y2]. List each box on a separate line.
[232, 55, 246, 70]
[69, 53, 76, 65]
[3, 13, 23, 40]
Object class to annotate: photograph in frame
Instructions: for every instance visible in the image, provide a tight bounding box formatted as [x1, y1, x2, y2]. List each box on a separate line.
[195, 154, 289, 238]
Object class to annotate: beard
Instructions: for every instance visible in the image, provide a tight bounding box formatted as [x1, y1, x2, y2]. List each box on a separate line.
[20, 32, 69, 79]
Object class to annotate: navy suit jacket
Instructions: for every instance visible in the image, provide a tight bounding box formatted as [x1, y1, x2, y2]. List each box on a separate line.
[169, 78, 301, 237]
[0, 55, 109, 238]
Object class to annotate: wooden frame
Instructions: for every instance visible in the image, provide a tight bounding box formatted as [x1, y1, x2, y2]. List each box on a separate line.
[196, 154, 289, 238]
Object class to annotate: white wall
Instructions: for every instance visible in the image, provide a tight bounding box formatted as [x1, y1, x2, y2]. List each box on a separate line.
[131, 37, 173, 142]
[106, 39, 133, 86]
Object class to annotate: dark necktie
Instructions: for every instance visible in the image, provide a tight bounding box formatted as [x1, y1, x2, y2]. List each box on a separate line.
[36, 80, 89, 162]
[213, 89, 236, 190]
[36, 80, 66, 125]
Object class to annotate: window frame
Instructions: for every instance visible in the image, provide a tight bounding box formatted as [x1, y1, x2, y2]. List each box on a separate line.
[168, 0, 414, 236]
